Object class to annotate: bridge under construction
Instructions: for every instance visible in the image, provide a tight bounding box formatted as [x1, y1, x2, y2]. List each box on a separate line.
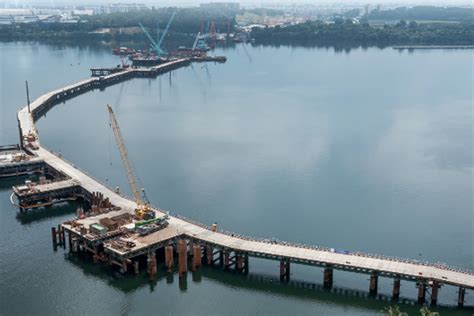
[2, 58, 472, 308]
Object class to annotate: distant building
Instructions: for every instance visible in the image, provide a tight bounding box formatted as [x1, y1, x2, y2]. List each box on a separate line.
[200, 2, 239, 10]
[107, 3, 147, 13]
[73, 9, 94, 16]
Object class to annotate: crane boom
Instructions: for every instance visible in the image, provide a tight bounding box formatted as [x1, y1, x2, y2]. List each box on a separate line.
[138, 22, 161, 53]
[107, 105, 143, 205]
[192, 32, 201, 50]
[156, 12, 176, 52]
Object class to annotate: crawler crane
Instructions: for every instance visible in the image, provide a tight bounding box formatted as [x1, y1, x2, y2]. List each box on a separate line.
[107, 104, 155, 220]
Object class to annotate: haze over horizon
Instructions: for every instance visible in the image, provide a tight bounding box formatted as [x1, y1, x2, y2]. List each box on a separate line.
[2, 0, 473, 7]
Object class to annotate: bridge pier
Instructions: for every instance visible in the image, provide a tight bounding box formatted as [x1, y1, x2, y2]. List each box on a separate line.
[147, 252, 157, 280]
[236, 254, 244, 272]
[219, 250, 224, 267]
[92, 246, 99, 263]
[280, 260, 290, 282]
[417, 281, 426, 304]
[431, 281, 439, 306]
[51, 226, 57, 248]
[323, 267, 333, 289]
[392, 276, 401, 300]
[244, 255, 249, 275]
[178, 240, 187, 277]
[205, 246, 213, 265]
[121, 260, 127, 274]
[134, 260, 139, 275]
[192, 244, 201, 271]
[223, 250, 230, 270]
[369, 272, 378, 296]
[458, 287, 465, 307]
[165, 245, 174, 272]
[67, 231, 73, 251]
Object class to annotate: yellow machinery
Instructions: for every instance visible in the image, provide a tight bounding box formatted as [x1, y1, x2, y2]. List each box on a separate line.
[107, 104, 153, 219]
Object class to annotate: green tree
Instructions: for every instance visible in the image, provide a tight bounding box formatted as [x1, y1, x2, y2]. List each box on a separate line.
[396, 19, 407, 28]
[409, 21, 418, 29]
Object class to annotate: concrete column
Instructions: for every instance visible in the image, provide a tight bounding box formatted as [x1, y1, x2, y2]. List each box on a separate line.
[219, 250, 224, 267]
[68, 232, 73, 251]
[60, 226, 66, 248]
[188, 240, 194, 254]
[431, 281, 439, 306]
[392, 276, 401, 300]
[236, 254, 244, 272]
[458, 287, 465, 308]
[71, 238, 78, 253]
[280, 260, 285, 281]
[417, 282, 426, 304]
[134, 261, 139, 275]
[93, 246, 99, 263]
[192, 245, 201, 271]
[165, 245, 174, 272]
[51, 227, 57, 248]
[147, 252, 157, 279]
[323, 268, 333, 289]
[223, 251, 230, 270]
[178, 240, 188, 276]
[206, 246, 213, 265]
[121, 260, 127, 274]
[369, 272, 378, 296]
[243, 255, 249, 275]
[280, 260, 290, 282]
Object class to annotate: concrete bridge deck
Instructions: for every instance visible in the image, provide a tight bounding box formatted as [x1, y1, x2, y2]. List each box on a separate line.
[12, 59, 474, 306]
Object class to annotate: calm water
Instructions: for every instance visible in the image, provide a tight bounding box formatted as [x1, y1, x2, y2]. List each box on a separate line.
[0, 42, 472, 315]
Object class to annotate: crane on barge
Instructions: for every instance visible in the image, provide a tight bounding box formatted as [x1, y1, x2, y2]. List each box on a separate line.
[138, 12, 176, 58]
[107, 104, 155, 220]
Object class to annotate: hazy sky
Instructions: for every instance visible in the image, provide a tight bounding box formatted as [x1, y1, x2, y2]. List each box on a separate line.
[2, 0, 473, 5]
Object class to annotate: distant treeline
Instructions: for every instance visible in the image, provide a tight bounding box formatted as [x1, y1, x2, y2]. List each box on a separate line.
[0, 7, 236, 43]
[251, 20, 474, 47]
[366, 6, 474, 23]
[84, 7, 236, 33]
[1, 5, 473, 48]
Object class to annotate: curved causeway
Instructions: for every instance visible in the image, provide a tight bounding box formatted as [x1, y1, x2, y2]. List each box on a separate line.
[14, 59, 474, 307]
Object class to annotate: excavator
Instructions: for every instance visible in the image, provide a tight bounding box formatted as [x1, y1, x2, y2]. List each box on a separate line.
[107, 104, 155, 220]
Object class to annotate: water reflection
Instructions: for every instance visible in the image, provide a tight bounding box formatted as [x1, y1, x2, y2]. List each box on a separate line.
[63, 253, 468, 315]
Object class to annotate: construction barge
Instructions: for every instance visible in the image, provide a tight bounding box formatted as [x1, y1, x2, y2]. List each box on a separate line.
[4, 57, 474, 308]
[0, 144, 45, 178]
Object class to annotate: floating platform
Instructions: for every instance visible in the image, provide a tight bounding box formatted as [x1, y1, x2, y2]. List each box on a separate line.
[0, 145, 45, 178]
[13, 178, 82, 211]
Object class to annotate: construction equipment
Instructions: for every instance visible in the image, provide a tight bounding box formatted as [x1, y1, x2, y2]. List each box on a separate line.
[138, 22, 160, 54]
[155, 12, 176, 55]
[192, 32, 201, 50]
[138, 12, 176, 58]
[106, 104, 154, 219]
[119, 55, 129, 69]
[192, 32, 210, 51]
